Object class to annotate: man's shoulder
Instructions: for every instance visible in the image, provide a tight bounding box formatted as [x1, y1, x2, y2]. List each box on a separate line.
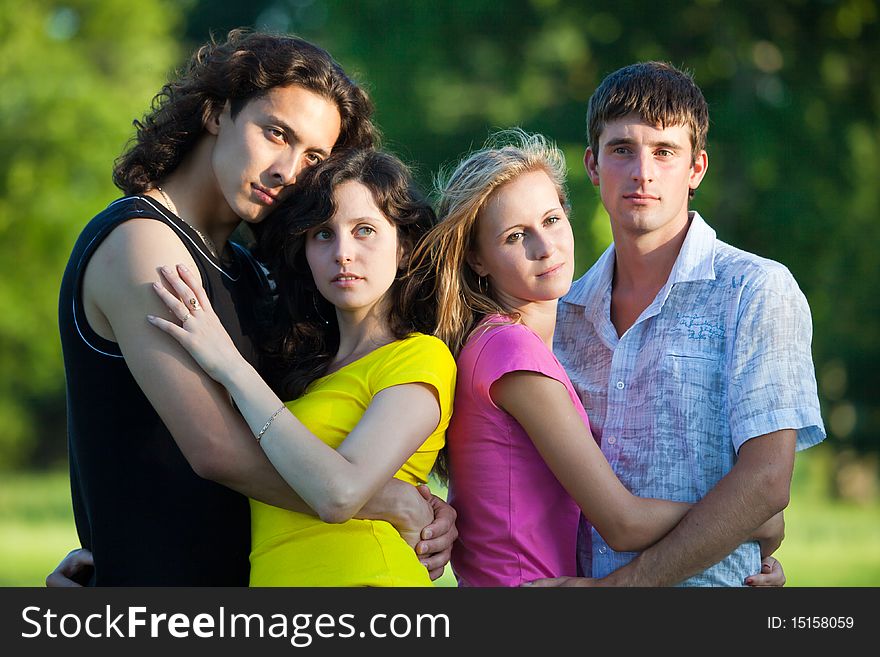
[713, 239, 799, 291]
[71, 196, 179, 259]
[84, 195, 164, 227]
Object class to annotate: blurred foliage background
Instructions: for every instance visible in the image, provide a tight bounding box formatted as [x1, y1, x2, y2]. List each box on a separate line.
[0, 0, 878, 585]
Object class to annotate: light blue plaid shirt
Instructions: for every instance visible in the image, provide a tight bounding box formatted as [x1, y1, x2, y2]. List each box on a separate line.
[555, 212, 826, 586]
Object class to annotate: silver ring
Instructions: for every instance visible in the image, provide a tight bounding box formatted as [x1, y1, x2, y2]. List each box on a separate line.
[181, 312, 191, 324]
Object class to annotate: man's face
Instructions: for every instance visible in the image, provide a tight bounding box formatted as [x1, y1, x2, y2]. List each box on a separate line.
[209, 84, 342, 224]
[585, 113, 707, 244]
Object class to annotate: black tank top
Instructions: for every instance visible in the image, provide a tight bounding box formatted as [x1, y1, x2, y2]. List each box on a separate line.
[59, 196, 266, 585]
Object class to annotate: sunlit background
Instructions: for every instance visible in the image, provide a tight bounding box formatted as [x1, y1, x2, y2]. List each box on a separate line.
[1, 0, 878, 586]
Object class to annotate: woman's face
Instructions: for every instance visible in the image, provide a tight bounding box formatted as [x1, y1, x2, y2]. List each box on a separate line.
[468, 169, 575, 308]
[306, 180, 402, 320]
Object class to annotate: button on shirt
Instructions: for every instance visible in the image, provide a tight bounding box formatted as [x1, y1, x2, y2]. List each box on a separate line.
[554, 212, 826, 586]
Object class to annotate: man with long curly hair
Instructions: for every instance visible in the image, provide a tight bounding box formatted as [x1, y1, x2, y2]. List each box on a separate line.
[51, 30, 455, 586]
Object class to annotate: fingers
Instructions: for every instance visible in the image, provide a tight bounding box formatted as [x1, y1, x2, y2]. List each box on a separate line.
[416, 513, 458, 558]
[416, 484, 433, 502]
[63, 547, 95, 572]
[421, 494, 457, 541]
[414, 491, 457, 576]
[46, 548, 94, 588]
[150, 264, 208, 334]
[146, 312, 190, 342]
[159, 265, 201, 314]
[175, 264, 212, 313]
[745, 556, 786, 587]
[151, 281, 191, 323]
[416, 524, 458, 559]
[46, 572, 83, 588]
[422, 549, 452, 579]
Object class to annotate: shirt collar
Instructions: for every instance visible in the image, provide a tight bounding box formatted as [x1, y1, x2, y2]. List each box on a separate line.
[563, 211, 717, 311]
[667, 211, 717, 286]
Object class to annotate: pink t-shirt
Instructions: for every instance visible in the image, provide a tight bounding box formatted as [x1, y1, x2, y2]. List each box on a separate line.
[448, 317, 590, 587]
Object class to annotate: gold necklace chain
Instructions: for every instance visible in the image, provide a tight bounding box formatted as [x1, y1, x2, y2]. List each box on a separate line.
[155, 186, 220, 258]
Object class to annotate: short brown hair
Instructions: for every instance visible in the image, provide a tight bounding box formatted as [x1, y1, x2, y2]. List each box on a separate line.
[587, 61, 708, 163]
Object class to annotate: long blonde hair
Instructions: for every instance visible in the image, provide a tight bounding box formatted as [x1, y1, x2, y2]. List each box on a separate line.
[410, 128, 570, 356]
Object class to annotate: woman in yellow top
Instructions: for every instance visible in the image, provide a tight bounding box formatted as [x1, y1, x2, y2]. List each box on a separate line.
[147, 149, 455, 586]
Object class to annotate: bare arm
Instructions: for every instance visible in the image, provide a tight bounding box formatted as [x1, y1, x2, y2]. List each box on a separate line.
[492, 371, 690, 552]
[596, 428, 795, 586]
[149, 263, 444, 525]
[86, 221, 430, 532]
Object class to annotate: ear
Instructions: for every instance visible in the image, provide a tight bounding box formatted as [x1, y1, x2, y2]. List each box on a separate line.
[203, 102, 229, 136]
[466, 250, 488, 278]
[584, 147, 600, 186]
[688, 149, 708, 193]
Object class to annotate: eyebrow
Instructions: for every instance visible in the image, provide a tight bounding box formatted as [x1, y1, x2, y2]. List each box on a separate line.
[494, 207, 563, 238]
[605, 137, 683, 151]
[325, 215, 389, 229]
[266, 114, 332, 157]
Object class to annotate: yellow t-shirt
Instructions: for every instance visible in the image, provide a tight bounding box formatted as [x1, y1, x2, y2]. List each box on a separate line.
[249, 333, 456, 587]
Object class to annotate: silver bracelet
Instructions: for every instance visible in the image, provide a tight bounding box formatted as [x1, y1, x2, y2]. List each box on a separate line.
[256, 404, 287, 443]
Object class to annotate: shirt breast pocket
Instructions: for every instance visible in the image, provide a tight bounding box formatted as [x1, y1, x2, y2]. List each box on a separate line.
[660, 351, 724, 414]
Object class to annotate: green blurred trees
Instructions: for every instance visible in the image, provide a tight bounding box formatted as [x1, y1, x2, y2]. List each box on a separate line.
[0, 0, 184, 466]
[242, 0, 880, 457]
[2, 0, 878, 471]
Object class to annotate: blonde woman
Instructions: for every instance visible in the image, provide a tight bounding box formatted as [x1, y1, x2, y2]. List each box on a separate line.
[414, 130, 784, 587]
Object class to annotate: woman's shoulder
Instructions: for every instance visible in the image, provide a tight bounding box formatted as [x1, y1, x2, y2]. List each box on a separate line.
[460, 319, 560, 385]
[463, 317, 545, 355]
[367, 333, 456, 401]
[387, 333, 455, 367]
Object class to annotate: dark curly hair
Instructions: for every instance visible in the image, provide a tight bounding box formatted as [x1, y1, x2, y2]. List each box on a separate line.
[113, 29, 377, 194]
[254, 149, 438, 401]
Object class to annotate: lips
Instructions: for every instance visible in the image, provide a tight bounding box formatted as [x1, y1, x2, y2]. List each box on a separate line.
[537, 263, 565, 277]
[623, 192, 660, 201]
[252, 184, 279, 205]
[331, 273, 364, 287]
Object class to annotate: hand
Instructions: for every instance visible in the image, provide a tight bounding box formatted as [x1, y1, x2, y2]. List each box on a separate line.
[753, 511, 785, 558]
[414, 485, 459, 581]
[147, 264, 244, 385]
[745, 555, 786, 587]
[394, 485, 435, 552]
[522, 576, 597, 587]
[46, 548, 94, 587]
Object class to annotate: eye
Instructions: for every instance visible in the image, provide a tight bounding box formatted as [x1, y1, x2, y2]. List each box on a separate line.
[505, 231, 525, 243]
[313, 228, 332, 241]
[266, 127, 286, 143]
[544, 215, 561, 226]
[305, 152, 323, 166]
[612, 146, 630, 155]
[355, 225, 376, 237]
[656, 149, 674, 157]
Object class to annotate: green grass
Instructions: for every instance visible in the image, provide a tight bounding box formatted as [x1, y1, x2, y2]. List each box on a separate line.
[1, 448, 878, 586]
[0, 470, 79, 587]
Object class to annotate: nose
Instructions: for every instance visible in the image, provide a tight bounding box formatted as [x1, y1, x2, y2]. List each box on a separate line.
[270, 149, 311, 187]
[630, 149, 655, 184]
[334, 234, 353, 265]
[530, 232, 555, 261]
